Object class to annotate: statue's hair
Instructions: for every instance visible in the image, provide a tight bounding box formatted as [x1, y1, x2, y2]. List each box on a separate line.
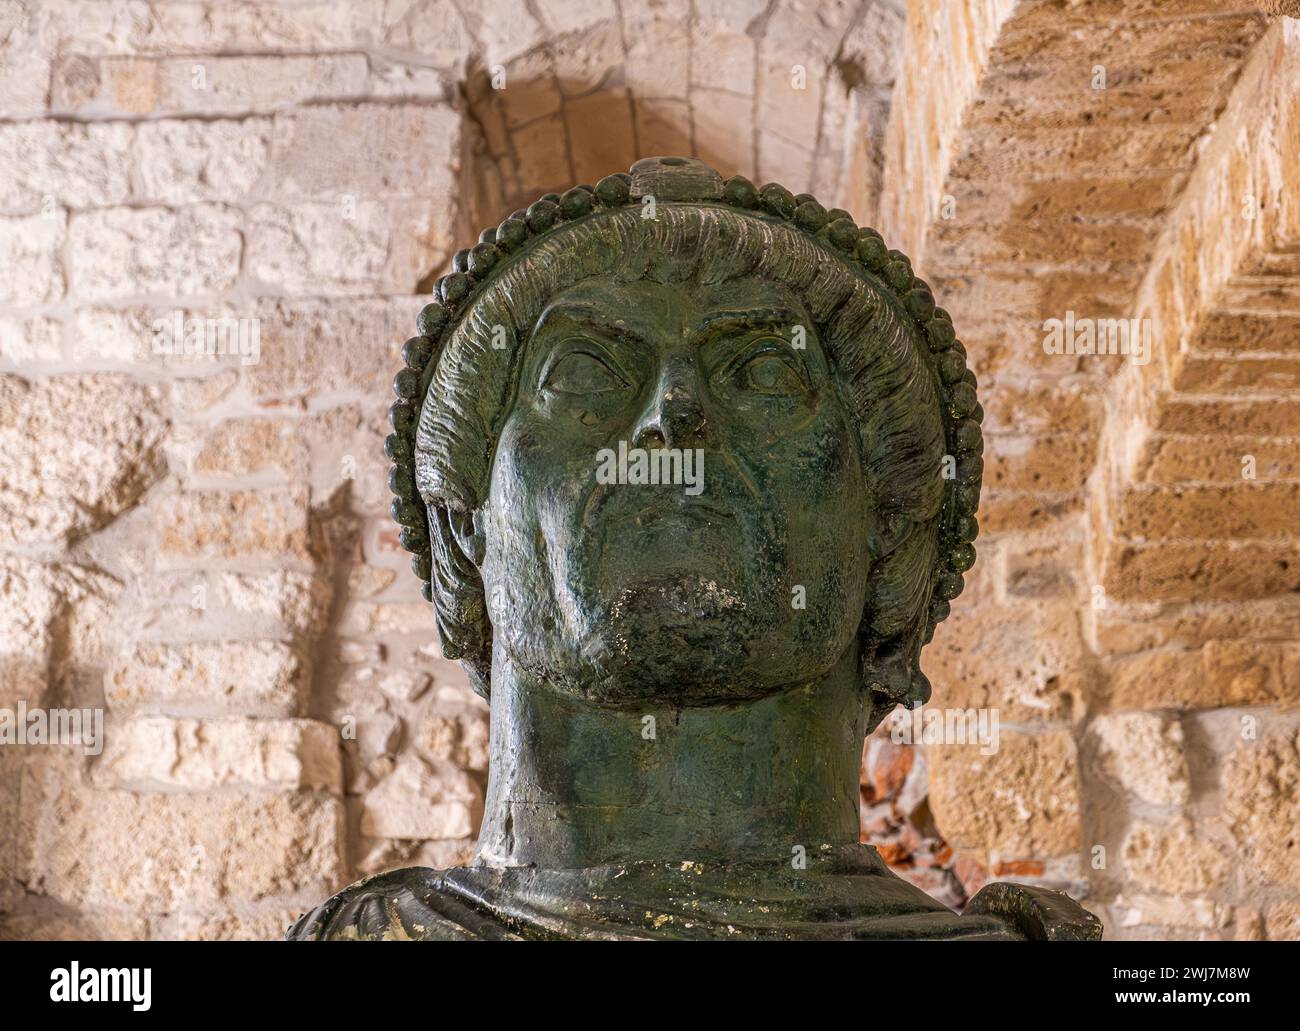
[385, 163, 984, 720]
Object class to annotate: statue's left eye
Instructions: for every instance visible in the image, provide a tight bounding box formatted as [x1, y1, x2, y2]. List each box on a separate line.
[543, 350, 629, 395]
[734, 349, 806, 397]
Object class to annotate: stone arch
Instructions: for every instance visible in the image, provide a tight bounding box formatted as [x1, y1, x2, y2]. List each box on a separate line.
[445, 1, 906, 238]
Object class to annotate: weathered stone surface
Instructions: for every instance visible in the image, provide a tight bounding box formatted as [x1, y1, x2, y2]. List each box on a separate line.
[411, 837, 478, 871]
[377, 670, 430, 704]
[300, 402, 392, 512]
[382, 0, 472, 62]
[1174, 351, 1300, 392]
[218, 570, 332, 635]
[58, 54, 368, 116]
[189, 416, 308, 479]
[1103, 641, 1298, 711]
[1122, 818, 1229, 895]
[245, 198, 449, 296]
[361, 756, 482, 841]
[134, 118, 271, 203]
[71, 304, 265, 367]
[0, 910, 149, 942]
[339, 600, 434, 636]
[567, 91, 638, 185]
[1262, 2, 1300, 18]
[67, 205, 241, 300]
[415, 708, 490, 771]
[0, 375, 167, 547]
[105, 641, 309, 718]
[1002, 542, 1080, 599]
[471, 0, 547, 63]
[94, 717, 342, 792]
[1103, 541, 1300, 604]
[1093, 597, 1300, 656]
[983, 434, 1095, 493]
[168, 371, 239, 412]
[0, 4, 49, 116]
[19, 755, 343, 911]
[1113, 893, 1233, 932]
[349, 710, 403, 769]
[0, 314, 62, 364]
[926, 599, 1089, 722]
[150, 906, 307, 942]
[887, 2, 1291, 932]
[0, 657, 46, 714]
[1223, 731, 1300, 890]
[494, 51, 561, 129]
[268, 103, 460, 198]
[510, 113, 573, 195]
[1090, 712, 1189, 808]
[153, 487, 315, 565]
[553, 23, 625, 100]
[1203, 639, 1291, 703]
[1117, 483, 1300, 540]
[346, 564, 396, 599]
[1265, 901, 1300, 941]
[928, 730, 1083, 860]
[0, 750, 22, 912]
[0, 557, 118, 667]
[43, 0, 375, 55]
[0, 121, 133, 213]
[0, 211, 66, 305]
[1138, 435, 1300, 484]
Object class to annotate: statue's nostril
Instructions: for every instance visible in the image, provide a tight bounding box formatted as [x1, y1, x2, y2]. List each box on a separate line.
[637, 428, 666, 451]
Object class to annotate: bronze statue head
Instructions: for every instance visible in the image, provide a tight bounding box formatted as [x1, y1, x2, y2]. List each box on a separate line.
[388, 157, 982, 732]
[289, 158, 1101, 940]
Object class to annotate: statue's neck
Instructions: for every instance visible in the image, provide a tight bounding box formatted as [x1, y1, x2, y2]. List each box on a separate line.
[473, 646, 869, 868]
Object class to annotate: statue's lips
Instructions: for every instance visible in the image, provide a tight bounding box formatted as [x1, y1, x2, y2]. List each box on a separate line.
[589, 493, 750, 620]
[579, 475, 778, 569]
[626, 498, 732, 525]
[600, 500, 740, 555]
[593, 490, 737, 531]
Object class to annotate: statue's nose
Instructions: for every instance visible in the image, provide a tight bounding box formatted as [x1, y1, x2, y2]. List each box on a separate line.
[634, 359, 707, 450]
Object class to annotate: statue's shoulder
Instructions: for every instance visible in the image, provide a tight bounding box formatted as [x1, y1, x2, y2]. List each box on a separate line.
[965, 881, 1103, 941]
[285, 867, 523, 941]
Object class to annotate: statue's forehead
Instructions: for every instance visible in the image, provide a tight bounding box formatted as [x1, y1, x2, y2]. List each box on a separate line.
[530, 274, 809, 340]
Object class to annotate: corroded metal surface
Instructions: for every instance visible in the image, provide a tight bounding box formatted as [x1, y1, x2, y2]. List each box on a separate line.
[289, 157, 1101, 942]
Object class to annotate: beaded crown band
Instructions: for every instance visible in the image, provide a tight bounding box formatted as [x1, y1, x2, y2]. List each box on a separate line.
[385, 156, 983, 670]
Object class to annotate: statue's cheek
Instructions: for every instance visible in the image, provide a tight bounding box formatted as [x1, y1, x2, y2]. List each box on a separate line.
[743, 412, 863, 500]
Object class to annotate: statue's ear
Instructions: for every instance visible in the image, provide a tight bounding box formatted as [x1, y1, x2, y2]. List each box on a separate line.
[447, 507, 486, 566]
[866, 511, 911, 562]
[860, 629, 931, 736]
[428, 503, 493, 699]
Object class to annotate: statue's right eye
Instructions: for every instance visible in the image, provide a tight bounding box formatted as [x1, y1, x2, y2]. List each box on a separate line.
[541, 349, 629, 396]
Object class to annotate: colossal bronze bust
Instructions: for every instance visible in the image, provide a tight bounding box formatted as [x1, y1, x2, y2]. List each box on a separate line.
[288, 157, 1101, 941]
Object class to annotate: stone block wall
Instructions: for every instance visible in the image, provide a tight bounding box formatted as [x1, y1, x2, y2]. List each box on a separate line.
[873, 1, 1300, 941]
[1, 0, 1296, 940]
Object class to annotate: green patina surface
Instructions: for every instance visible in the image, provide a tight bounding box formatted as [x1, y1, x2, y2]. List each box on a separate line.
[288, 157, 1102, 942]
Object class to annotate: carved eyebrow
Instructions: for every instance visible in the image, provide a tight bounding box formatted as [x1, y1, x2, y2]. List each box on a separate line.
[532, 301, 649, 347]
[694, 307, 806, 342]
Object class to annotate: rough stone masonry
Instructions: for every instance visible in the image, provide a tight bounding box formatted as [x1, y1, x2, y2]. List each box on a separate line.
[1, 0, 1298, 940]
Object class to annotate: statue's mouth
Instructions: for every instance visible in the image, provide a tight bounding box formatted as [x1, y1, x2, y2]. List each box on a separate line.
[627, 496, 732, 524]
[595, 485, 737, 534]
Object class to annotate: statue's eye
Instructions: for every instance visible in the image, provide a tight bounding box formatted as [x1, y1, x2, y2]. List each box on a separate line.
[543, 349, 629, 396]
[734, 348, 807, 397]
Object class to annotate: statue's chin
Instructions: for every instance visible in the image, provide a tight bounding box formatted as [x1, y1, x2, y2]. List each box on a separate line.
[607, 572, 748, 626]
[511, 574, 805, 706]
[548, 654, 795, 707]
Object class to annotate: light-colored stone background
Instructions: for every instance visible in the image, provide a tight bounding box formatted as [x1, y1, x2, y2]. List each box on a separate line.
[1, 0, 1298, 940]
